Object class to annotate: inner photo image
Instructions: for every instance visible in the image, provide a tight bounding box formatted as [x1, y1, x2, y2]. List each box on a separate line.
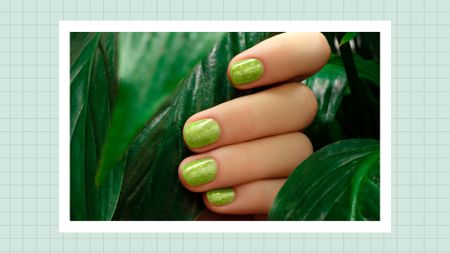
[70, 32, 380, 221]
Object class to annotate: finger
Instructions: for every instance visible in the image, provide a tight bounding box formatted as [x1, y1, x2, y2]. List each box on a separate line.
[179, 132, 312, 191]
[182, 82, 317, 152]
[227, 32, 331, 88]
[203, 179, 285, 215]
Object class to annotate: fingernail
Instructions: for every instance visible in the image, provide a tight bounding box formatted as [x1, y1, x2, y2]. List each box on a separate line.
[182, 158, 217, 186]
[206, 188, 235, 206]
[229, 58, 264, 85]
[183, 119, 220, 148]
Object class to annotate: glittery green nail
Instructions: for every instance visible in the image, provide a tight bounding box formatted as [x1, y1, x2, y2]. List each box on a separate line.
[183, 119, 220, 148]
[206, 188, 235, 206]
[182, 158, 217, 186]
[230, 58, 264, 85]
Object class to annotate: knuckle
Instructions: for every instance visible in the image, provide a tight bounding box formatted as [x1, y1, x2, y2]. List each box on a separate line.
[290, 132, 313, 157]
[298, 132, 314, 155]
[318, 32, 332, 61]
[291, 83, 318, 126]
[299, 84, 318, 121]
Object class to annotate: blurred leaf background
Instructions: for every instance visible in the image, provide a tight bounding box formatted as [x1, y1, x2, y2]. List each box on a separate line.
[70, 32, 380, 221]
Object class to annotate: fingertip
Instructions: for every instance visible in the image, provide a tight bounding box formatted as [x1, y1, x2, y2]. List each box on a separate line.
[226, 32, 332, 89]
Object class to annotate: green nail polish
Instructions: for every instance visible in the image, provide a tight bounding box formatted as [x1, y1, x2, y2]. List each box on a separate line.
[183, 119, 220, 148]
[182, 158, 217, 186]
[230, 58, 264, 85]
[206, 188, 235, 206]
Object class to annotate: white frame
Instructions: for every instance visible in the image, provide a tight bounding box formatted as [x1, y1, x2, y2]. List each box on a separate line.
[59, 21, 391, 233]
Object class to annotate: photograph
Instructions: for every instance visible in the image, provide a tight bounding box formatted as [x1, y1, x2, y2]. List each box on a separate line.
[61, 21, 389, 232]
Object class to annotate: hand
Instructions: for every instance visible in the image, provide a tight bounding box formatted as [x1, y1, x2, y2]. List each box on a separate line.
[179, 32, 331, 216]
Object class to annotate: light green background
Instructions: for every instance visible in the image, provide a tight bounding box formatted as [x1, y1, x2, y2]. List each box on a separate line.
[0, 0, 449, 252]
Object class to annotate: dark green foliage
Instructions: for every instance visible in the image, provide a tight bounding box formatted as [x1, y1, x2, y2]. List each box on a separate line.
[269, 139, 380, 221]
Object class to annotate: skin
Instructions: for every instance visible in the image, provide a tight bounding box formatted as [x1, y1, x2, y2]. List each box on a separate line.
[179, 32, 331, 216]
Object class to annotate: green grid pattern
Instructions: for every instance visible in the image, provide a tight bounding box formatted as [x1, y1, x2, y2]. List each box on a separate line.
[0, 0, 449, 252]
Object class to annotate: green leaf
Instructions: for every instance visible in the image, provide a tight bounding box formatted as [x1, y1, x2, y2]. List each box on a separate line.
[70, 32, 126, 220]
[355, 32, 380, 62]
[96, 32, 225, 186]
[112, 32, 273, 220]
[354, 54, 380, 86]
[305, 55, 347, 124]
[305, 53, 379, 125]
[339, 32, 358, 46]
[268, 139, 380, 221]
[339, 39, 380, 139]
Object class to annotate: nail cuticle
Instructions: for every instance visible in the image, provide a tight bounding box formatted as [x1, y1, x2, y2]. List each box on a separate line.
[206, 188, 235, 206]
[181, 157, 218, 187]
[183, 118, 221, 148]
[230, 58, 264, 85]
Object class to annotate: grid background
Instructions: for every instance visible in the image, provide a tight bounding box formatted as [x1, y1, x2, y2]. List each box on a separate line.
[0, 0, 449, 252]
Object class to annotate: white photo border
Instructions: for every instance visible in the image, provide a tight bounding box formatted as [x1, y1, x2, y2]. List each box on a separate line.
[59, 21, 391, 233]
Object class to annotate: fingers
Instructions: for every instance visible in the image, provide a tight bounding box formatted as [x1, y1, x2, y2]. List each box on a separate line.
[203, 179, 286, 215]
[227, 32, 331, 88]
[179, 132, 312, 192]
[183, 82, 318, 152]
[180, 33, 326, 216]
